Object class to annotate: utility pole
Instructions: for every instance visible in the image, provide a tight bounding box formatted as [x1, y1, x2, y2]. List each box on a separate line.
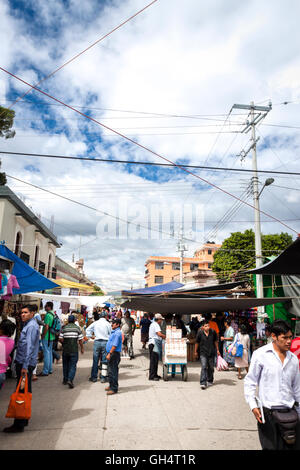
[177, 226, 188, 283]
[231, 101, 272, 322]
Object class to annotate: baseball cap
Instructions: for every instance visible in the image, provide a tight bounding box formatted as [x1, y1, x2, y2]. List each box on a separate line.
[154, 313, 164, 320]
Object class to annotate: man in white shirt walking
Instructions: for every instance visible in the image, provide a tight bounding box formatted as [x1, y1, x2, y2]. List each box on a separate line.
[86, 311, 112, 383]
[244, 319, 300, 450]
[148, 314, 166, 381]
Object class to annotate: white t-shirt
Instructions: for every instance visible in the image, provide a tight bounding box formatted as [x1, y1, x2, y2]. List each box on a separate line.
[148, 321, 162, 346]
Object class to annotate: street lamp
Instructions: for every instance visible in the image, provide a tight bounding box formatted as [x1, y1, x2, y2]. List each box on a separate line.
[254, 177, 274, 321]
[258, 178, 275, 198]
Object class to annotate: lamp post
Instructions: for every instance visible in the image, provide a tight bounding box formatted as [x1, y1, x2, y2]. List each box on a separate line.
[254, 176, 275, 321]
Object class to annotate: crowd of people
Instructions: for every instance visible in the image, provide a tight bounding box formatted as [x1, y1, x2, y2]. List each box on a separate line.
[1, 304, 300, 450]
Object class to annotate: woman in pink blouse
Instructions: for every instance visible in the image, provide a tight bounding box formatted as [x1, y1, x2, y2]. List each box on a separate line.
[0, 320, 16, 390]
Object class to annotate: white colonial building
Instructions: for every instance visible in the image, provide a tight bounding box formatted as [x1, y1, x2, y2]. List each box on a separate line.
[0, 185, 60, 279]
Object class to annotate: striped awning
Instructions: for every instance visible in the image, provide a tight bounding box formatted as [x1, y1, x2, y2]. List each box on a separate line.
[55, 278, 94, 291]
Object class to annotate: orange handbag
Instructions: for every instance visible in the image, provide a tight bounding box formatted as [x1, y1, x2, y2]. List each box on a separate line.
[5, 373, 32, 420]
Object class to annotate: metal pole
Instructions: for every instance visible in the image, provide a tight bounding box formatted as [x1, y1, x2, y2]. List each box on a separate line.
[177, 226, 187, 283]
[251, 101, 264, 321]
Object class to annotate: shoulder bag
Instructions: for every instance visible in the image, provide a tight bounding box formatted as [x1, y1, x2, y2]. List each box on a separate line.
[271, 406, 299, 446]
[6, 373, 32, 420]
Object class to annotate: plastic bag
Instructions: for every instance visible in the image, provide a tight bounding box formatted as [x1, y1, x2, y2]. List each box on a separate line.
[217, 355, 229, 371]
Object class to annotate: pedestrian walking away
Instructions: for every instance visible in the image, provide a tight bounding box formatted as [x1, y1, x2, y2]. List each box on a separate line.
[0, 319, 16, 390]
[39, 302, 57, 376]
[105, 318, 123, 395]
[32, 304, 44, 381]
[121, 310, 136, 358]
[59, 314, 84, 388]
[234, 324, 250, 380]
[139, 313, 151, 349]
[148, 314, 166, 381]
[86, 310, 111, 383]
[221, 318, 235, 367]
[3, 305, 39, 433]
[244, 319, 300, 450]
[194, 319, 220, 389]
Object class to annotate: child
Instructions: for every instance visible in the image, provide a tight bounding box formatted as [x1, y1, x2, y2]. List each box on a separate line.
[0, 319, 16, 390]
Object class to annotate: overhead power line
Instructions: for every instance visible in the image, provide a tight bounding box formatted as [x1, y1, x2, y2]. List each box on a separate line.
[1, 0, 158, 118]
[2, 150, 300, 177]
[1, 68, 298, 235]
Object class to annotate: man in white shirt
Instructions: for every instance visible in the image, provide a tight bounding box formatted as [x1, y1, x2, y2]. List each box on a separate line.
[244, 319, 300, 450]
[148, 314, 166, 381]
[86, 311, 112, 383]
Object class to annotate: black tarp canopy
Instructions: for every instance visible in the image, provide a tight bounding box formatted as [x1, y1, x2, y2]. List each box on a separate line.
[121, 296, 288, 314]
[247, 237, 300, 275]
[174, 280, 248, 295]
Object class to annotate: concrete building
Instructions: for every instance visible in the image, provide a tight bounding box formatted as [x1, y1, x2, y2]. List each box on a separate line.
[193, 242, 222, 269]
[144, 243, 222, 287]
[53, 256, 96, 295]
[0, 185, 60, 278]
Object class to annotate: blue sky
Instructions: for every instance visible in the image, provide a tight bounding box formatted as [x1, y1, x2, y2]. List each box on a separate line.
[1, 0, 300, 289]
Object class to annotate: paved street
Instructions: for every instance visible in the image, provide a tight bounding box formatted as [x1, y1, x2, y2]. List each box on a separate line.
[0, 335, 260, 450]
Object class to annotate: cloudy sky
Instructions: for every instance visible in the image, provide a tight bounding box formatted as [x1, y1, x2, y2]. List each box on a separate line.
[1, 0, 300, 291]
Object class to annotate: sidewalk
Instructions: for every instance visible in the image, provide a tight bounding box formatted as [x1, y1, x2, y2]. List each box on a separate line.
[0, 335, 260, 450]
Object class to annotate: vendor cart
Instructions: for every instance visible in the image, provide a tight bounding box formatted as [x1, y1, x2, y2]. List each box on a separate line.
[162, 328, 188, 381]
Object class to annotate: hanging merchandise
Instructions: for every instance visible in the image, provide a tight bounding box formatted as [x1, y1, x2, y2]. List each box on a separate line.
[0, 255, 19, 300]
[2, 272, 20, 300]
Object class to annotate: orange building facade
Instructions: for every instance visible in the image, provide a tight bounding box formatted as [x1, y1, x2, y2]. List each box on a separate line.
[144, 243, 221, 287]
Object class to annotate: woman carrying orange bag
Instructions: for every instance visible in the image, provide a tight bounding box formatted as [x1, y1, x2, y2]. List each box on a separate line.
[3, 305, 40, 434]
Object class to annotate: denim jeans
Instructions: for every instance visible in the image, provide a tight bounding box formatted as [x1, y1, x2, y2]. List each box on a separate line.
[42, 338, 53, 374]
[62, 352, 78, 382]
[200, 354, 214, 386]
[107, 351, 120, 392]
[91, 340, 108, 380]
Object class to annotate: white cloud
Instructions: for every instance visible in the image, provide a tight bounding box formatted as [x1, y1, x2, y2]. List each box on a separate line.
[1, 0, 300, 289]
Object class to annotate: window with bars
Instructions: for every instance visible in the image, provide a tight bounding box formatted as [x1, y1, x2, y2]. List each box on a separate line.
[155, 262, 164, 270]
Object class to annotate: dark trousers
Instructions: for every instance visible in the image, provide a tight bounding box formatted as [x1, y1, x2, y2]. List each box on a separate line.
[107, 351, 120, 393]
[218, 340, 224, 358]
[149, 343, 159, 379]
[258, 407, 300, 450]
[62, 352, 78, 383]
[200, 354, 214, 386]
[52, 338, 60, 361]
[14, 362, 34, 429]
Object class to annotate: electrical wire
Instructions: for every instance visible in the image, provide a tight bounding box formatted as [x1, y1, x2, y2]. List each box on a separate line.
[0, 0, 158, 119]
[1, 68, 298, 236]
[2, 150, 300, 176]
[6, 175, 294, 251]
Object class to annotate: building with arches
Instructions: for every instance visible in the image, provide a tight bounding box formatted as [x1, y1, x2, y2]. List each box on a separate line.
[0, 185, 60, 279]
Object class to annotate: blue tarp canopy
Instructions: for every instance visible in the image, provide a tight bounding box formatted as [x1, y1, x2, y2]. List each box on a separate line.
[0, 244, 59, 295]
[122, 281, 184, 296]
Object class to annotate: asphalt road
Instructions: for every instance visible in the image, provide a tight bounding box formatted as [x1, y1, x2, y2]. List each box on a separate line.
[0, 334, 260, 450]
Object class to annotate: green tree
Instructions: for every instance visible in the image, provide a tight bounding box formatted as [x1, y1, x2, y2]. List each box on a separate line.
[0, 106, 15, 139]
[212, 229, 293, 282]
[90, 284, 104, 296]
